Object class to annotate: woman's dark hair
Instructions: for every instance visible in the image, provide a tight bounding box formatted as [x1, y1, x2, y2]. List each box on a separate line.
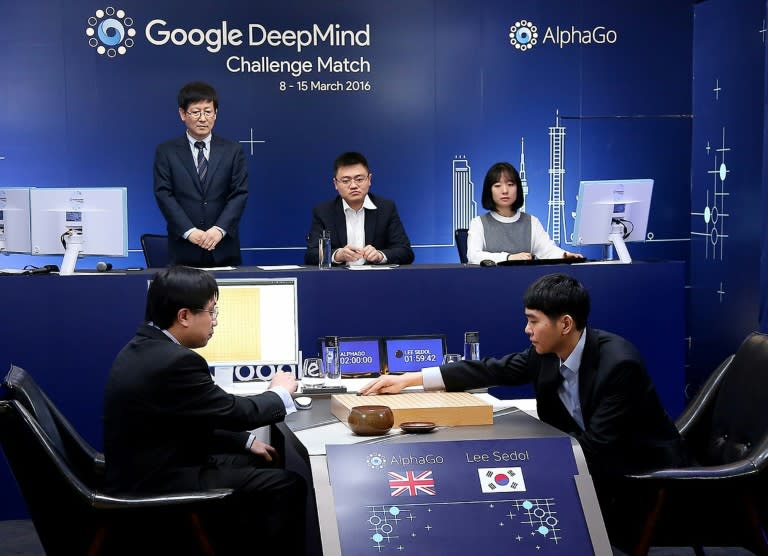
[145, 266, 219, 329]
[481, 162, 524, 212]
[523, 273, 590, 330]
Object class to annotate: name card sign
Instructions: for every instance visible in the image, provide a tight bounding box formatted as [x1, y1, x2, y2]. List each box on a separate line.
[327, 436, 593, 555]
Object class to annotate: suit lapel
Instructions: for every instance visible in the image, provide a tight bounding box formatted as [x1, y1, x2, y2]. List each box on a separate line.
[206, 135, 224, 188]
[539, 355, 562, 395]
[334, 198, 348, 246]
[176, 137, 205, 195]
[577, 328, 599, 419]
[364, 206, 377, 245]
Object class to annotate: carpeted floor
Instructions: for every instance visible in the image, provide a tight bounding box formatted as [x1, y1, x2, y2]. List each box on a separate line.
[0, 519, 757, 555]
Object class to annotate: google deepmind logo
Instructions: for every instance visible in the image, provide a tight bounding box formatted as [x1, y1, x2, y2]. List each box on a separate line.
[509, 19, 618, 52]
[86, 7, 136, 58]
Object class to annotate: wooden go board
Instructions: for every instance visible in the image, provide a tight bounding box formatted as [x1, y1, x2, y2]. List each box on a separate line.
[330, 392, 493, 428]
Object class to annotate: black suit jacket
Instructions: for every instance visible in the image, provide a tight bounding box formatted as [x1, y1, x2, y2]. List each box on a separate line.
[440, 328, 685, 478]
[103, 324, 286, 494]
[153, 134, 248, 266]
[304, 193, 414, 265]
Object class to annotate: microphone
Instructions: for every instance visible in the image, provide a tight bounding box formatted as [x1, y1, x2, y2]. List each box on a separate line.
[96, 261, 112, 272]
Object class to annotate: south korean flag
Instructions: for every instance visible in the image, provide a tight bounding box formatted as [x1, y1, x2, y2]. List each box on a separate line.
[478, 467, 526, 493]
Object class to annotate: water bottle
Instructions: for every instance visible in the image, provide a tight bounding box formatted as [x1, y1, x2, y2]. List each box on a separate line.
[319, 230, 332, 269]
[324, 336, 341, 386]
[464, 331, 480, 361]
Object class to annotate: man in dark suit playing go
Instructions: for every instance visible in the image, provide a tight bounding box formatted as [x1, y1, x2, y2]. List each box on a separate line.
[154, 81, 248, 267]
[103, 266, 306, 554]
[359, 273, 685, 516]
[304, 151, 414, 266]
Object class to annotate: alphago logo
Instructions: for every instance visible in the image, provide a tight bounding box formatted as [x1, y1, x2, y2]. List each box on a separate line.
[85, 7, 137, 58]
[509, 19, 619, 52]
[509, 20, 538, 51]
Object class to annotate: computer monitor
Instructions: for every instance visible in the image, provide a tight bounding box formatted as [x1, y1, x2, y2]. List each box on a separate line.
[29, 187, 128, 274]
[0, 188, 32, 254]
[383, 334, 447, 373]
[572, 178, 654, 263]
[194, 278, 300, 380]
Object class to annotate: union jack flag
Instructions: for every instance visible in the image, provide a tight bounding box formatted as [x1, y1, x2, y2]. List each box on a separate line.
[388, 470, 436, 496]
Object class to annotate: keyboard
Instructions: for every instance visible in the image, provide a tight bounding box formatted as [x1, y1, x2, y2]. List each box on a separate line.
[496, 257, 589, 267]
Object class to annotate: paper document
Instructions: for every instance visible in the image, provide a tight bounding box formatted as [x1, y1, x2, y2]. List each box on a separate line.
[195, 266, 237, 271]
[346, 264, 399, 270]
[256, 265, 303, 270]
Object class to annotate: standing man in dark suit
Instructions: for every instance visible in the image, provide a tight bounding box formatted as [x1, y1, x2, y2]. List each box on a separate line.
[304, 151, 414, 265]
[103, 266, 306, 554]
[154, 82, 248, 267]
[359, 273, 685, 505]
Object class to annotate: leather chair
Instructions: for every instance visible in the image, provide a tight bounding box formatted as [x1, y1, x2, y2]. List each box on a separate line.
[614, 332, 768, 556]
[0, 365, 233, 556]
[455, 228, 469, 264]
[140, 233, 169, 268]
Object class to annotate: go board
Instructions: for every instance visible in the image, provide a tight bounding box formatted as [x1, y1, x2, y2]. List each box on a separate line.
[330, 392, 493, 428]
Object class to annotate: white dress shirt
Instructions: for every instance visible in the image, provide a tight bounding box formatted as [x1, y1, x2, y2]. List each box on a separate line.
[332, 195, 387, 264]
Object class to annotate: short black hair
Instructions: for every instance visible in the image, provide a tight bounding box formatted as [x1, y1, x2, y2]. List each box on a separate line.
[523, 273, 590, 330]
[177, 81, 219, 111]
[481, 162, 525, 212]
[333, 151, 370, 175]
[145, 266, 218, 329]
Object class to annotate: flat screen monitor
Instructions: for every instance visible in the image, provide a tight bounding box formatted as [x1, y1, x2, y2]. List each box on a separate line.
[383, 334, 447, 373]
[572, 179, 653, 263]
[319, 336, 382, 377]
[0, 188, 32, 254]
[194, 278, 299, 373]
[29, 187, 128, 257]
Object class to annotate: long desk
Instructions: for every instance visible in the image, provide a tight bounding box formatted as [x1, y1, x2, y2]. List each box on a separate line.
[0, 261, 685, 520]
[278, 390, 613, 555]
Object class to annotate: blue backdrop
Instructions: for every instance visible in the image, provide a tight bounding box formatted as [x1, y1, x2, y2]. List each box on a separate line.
[0, 0, 692, 270]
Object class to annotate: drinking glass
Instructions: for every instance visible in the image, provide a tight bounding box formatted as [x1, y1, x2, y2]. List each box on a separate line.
[442, 354, 462, 364]
[302, 357, 325, 388]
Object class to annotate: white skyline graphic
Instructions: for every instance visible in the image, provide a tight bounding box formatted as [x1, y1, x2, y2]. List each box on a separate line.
[451, 156, 478, 230]
[547, 111, 567, 245]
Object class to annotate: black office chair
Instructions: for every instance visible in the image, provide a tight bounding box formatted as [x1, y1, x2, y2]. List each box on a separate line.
[613, 332, 768, 556]
[0, 365, 233, 556]
[140, 233, 169, 268]
[455, 228, 469, 264]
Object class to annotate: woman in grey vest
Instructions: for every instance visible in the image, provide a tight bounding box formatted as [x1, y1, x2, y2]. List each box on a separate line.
[466, 162, 583, 264]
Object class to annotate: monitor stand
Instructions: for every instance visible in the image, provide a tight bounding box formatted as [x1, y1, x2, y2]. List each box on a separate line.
[607, 230, 632, 264]
[60, 231, 84, 275]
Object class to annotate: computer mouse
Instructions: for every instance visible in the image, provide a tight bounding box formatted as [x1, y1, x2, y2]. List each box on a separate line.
[294, 396, 313, 410]
[480, 259, 497, 267]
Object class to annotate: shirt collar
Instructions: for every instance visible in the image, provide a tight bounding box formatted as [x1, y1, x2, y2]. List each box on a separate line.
[342, 194, 377, 213]
[150, 322, 181, 345]
[561, 328, 587, 375]
[490, 210, 521, 223]
[186, 132, 211, 149]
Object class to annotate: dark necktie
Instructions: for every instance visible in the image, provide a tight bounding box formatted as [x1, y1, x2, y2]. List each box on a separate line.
[194, 141, 208, 183]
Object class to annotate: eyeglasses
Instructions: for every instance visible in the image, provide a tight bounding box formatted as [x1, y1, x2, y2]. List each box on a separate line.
[199, 307, 219, 319]
[185, 110, 216, 120]
[335, 174, 369, 186]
